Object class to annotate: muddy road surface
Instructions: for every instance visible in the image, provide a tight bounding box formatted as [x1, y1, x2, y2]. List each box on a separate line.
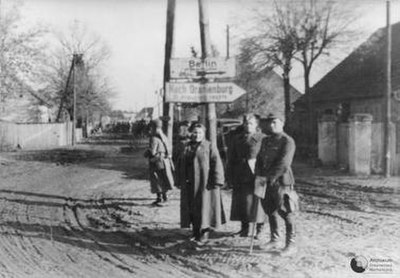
[0, 135, 398, 278]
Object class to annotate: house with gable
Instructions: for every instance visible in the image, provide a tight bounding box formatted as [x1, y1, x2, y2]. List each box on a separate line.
[218, 70, 302, 120]
[293, 22, 400, 175]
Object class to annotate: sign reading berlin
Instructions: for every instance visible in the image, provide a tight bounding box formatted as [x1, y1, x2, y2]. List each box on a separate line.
[170, 57, 236, 79]
[165, 82, 245, 103]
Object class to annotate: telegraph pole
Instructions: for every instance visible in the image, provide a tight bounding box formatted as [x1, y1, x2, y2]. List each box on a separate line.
[0, 0, 3, 113]
[198, 0, 217, 147]
[72, 54, 77, 146]
[226, 25, 230, 59]
[163, 0, 176, 149]
[384, 0, 392, 177]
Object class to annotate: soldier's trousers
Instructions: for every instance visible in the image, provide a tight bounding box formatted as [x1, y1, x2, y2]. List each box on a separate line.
[261, 185, 296, 243]
[267, 210, 295, 243]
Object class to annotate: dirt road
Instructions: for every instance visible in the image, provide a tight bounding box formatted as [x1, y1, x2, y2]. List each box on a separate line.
[0, 135, 398, 278]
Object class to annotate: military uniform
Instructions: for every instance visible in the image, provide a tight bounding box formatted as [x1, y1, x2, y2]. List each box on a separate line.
[255, 131, 299, 250]
[228, 130, 267, 236]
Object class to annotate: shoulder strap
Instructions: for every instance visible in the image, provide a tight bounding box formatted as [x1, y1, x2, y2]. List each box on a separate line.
[159, 133, 170, 156]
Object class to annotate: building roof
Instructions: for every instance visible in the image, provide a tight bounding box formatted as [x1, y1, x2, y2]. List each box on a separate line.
[307, 21, 400, 103]
[223, 70, 302, 118]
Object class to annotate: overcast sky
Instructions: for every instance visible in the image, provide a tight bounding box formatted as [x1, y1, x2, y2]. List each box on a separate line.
[19, 0, 400, 113]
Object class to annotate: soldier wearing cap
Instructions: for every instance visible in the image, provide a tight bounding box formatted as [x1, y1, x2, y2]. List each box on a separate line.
[227, 113, 267, 238]
[255, 113, 299, 255]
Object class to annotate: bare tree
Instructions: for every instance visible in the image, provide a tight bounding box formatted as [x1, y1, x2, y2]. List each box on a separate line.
[236, 1, 299, 122]
[290, 0, 356, 142]
[44, 21, 113, 124]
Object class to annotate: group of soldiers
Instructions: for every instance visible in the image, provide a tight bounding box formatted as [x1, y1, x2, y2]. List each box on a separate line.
[144, 113, 299, 255]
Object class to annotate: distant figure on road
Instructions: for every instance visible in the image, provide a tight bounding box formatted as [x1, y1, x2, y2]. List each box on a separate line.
[255, 113, 299, 255]
[227, 113, 267, 238]
[144, 119, 175, 206]
[176, 123, 226, 244]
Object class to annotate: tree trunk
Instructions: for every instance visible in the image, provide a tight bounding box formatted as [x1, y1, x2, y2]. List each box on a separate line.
[283, 68, 291, 124]
[304, 66, 315, 153]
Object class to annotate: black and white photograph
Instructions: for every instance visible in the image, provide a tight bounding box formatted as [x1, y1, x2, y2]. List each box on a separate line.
[0, 0, 399, 277]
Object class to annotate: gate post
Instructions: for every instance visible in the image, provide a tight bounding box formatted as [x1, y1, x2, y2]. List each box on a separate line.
[348, 113, 373, 175]
[318, 114, 337, 165]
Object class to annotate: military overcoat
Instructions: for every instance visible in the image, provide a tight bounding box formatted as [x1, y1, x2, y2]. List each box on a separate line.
[227, 131, 267, 223]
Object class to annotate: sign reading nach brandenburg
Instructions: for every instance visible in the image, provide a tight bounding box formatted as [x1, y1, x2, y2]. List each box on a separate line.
[165, 82, 245, 103]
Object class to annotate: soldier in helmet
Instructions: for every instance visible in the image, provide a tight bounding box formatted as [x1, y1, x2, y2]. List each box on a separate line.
[255, 113, 299, 255]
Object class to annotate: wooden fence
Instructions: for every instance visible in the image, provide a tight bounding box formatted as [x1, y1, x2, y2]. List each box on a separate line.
[0, 121, 77, 150]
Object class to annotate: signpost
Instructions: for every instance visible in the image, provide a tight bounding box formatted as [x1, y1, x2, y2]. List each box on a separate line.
[165, 82, 245, 103]
[170, 57, 236, 79]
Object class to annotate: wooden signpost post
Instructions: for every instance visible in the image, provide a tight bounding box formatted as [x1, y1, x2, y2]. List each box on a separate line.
[163, 0, 245, 148]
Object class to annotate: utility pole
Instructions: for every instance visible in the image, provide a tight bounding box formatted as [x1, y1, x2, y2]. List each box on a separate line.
[163, 0, 176, 149]
[0, 0, 3, 114]
[71, 53, 83, 146]
[155, 90, 160, 117]
[226, 25, 230, 59]
[198, 0, 217, 147]
[384, 0, 392, 177]
[72, 54, 77, 146]
[226, 25, 233, 113]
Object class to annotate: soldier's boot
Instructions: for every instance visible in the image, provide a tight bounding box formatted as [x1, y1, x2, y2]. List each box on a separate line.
[199, 228, 210, 242]
[162, 192, 168, 202]
[152, 193, 162, 206]
[259, 218, 280, 250]
[280, 221, 296, 256]
[254, 223, 265, 240]
[191, 225, 201, 241]
[239, 222, 250, 237]
[193, 228, 210, 246]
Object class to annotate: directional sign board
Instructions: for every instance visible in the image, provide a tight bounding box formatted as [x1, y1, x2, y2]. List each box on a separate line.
[170, 57, 236, 79]
[165, 82, 245, 103]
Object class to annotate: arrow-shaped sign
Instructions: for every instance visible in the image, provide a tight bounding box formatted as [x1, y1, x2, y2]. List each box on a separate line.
[165, 82, 245, 103]
[196, 70, 226, 76]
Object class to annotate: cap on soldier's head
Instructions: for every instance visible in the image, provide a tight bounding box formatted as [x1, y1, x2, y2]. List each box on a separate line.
[266, 113, 284, 122]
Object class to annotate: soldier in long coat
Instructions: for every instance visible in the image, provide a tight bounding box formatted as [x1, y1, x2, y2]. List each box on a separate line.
[255, 113, 299, 255]
[176, 123, 226, 243]
[144, 119, 175, 206]
[227, 114, 267, 238]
